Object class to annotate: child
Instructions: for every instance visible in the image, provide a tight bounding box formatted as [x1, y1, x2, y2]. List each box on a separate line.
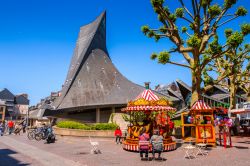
[114, 126, 122, 144]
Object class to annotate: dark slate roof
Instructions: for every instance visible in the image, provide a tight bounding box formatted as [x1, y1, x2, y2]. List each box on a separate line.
[53, 12, 176, 110]
[29, 103, 53, 119]
[0, 88, 15, 101]
[175, 79, 229, 104]
[15, 95, 29, 105]
[176, 79, 191, 101]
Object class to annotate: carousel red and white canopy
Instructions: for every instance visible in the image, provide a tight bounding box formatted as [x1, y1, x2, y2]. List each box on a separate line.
[191, 100, 212, 110]
[122, 89, 176, 111]
[136, 89, 159, 101]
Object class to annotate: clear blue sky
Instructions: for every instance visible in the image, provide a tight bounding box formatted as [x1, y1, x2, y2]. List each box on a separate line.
[0, 0, 249, 105]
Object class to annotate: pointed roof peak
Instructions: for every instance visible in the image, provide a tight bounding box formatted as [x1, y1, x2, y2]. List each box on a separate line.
[80, 11, 106, 30]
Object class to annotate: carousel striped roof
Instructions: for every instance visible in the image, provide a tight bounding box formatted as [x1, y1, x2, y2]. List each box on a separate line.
[136, 89, 159, 101]
[191, 100, 212, 110]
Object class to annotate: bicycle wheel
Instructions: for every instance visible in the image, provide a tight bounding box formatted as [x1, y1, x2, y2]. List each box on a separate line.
[27, 131, 34, 140]
[35, 133, 43, 141]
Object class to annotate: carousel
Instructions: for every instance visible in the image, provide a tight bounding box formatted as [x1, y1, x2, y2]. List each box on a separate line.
[181, 100, 216, 146]
[122, 85, 177, 152]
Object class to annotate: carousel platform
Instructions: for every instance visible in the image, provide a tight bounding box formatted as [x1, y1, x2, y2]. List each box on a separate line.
[122, 138, 177, 152]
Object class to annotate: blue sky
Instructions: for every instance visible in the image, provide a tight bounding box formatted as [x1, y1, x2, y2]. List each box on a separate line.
[0, 0, 249, 105]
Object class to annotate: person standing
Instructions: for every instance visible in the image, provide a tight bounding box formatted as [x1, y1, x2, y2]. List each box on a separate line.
[138, 127, 150, 160]
[0, 122, 3, 136]
[114, 126, 122, 144]
[8, 120, 14, 135]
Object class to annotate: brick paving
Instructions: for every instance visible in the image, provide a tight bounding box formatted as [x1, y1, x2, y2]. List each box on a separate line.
[0, 134, 250, 166]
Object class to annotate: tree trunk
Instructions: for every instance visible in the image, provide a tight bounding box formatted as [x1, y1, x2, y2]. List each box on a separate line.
[229, 84, 237, 110]
[191, 70, 202, 106]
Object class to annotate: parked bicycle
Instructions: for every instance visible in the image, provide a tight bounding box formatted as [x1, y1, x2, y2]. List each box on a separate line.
[27, 125, 56, 143]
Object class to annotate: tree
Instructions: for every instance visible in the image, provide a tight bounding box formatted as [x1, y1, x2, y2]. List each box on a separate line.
[205, 42, 250, 109]
[142, 0, 249, 105]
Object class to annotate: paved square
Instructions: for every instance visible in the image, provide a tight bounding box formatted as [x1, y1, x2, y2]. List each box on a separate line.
[0, 134, 250, 166]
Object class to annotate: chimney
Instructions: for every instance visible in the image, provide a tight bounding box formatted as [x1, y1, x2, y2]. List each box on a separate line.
[144, 82, 151, 90]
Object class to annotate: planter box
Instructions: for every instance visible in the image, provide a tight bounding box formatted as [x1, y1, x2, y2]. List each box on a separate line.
[53, 126, 114, 137]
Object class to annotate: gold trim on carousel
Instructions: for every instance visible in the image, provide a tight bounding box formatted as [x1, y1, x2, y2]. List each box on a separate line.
[128, 97, 172, 107]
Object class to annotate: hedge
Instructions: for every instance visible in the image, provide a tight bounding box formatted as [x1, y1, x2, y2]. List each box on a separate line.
[56, 121, 118, 130]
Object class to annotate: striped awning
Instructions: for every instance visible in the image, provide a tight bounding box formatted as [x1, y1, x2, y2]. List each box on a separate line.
[136, 89, 159, 101]
[191, 100, 212, 111]
[230, 108, 250, 114]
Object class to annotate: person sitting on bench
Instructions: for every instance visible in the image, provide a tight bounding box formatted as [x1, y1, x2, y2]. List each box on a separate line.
[150, 130, 164, 160]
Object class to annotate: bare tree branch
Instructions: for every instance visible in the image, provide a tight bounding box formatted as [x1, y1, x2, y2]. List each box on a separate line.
[178, 0, 194, 19]
[217, 16, 239, 27]
[167, 61, 191, 69]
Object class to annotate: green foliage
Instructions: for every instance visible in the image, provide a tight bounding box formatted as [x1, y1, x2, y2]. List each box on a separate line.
[241, 23, 250, 36]
[141, 25, 150, 35]
[207, 35, 222, 55]
[173, 120, 181, 127]
[225, 28, 233, 38]
[94, 123, 118, 130]
[203, 69, 214, 86]
[227, 31, 244, 48]
[163, 6, 170, 15]
[169, 14, 177, 22]
[57, 121, 90, 130]
[158, 14, 165, 22]
[155, 35, 160, 42]
[235, 6, 247, 16]
[159, 26, 168, 33]
[157, 51, 170, 64]
[189, 23, 195, 30]
[147, 30, 155, 38]
[129, 112, 147, 125]
[151, 53, 158, 60]
[57, 121, 118, 130]
[181, 26, 188, 33]
[201, 0, 212, 7]
[151, 0, 164, 6]
[122, 114, 130, 122]
[187, 35, 201, 47]
[175, 8, 184, 18]
[224, 0, 237, 9]
[208, 4, 221, 17]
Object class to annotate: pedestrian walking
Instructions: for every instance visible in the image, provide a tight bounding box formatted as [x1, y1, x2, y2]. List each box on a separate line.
[4, 120, 8, 135]
[0, 121, 3, 136]
[114, 126, 122, 144]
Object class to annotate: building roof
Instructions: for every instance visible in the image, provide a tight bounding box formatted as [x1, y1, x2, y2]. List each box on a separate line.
[15, 95, 29, 105]
[52, 12, 176, 111]
[29, 103, 52, 119]
[176, 79, 191, 101]
[175, 79, 229, 104]
[0, 88, 15, 101]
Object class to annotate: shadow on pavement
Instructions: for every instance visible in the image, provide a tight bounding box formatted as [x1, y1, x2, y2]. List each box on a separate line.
[234, 146, 249, 149]
[0, 149, 31, 166]
[237, 141, 250, 144]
